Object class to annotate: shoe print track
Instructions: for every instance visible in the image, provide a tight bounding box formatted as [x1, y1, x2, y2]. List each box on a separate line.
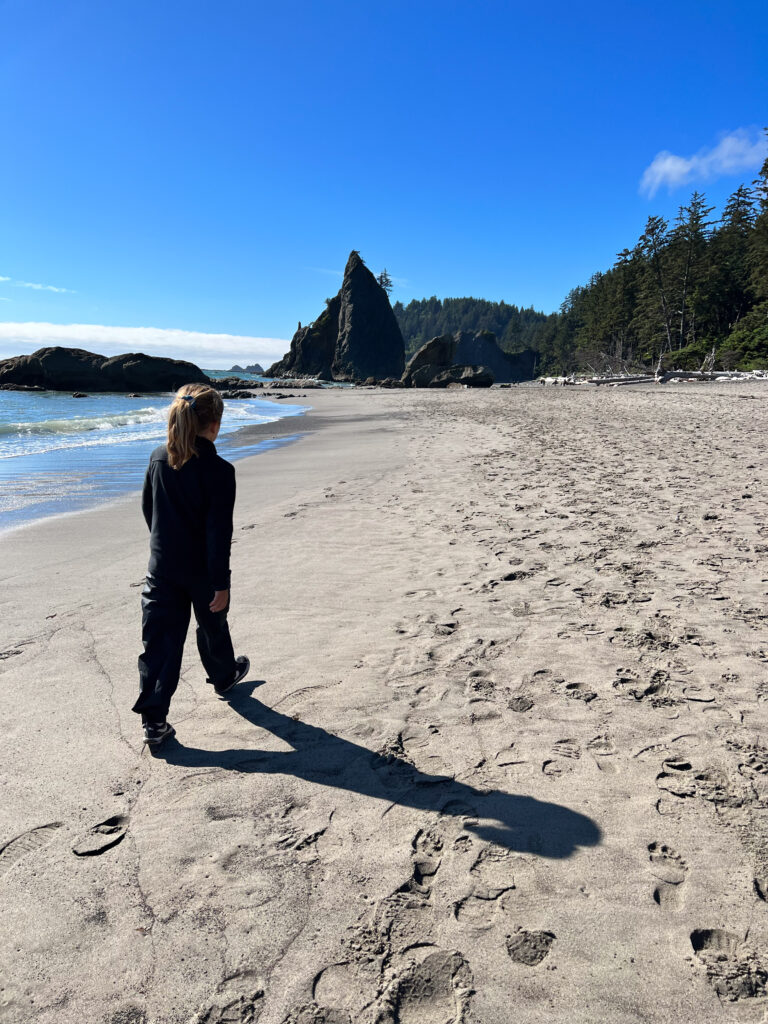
[0, 822, 62, 876]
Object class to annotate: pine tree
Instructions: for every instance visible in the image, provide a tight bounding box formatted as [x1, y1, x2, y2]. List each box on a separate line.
[377, 269, 394, 294]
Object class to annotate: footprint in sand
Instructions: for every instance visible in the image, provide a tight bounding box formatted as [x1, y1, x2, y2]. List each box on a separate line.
[690, 929, 768, 1001]
[72, 814, 128, 857]
[542, 739, 581, 776]
[312, 959, 380, 1017]
[386, 949, 472, 1024]
[587, 734, 617, 757]
[507, 695, 534, 713]
[469, 845, 516, 898]
[465, 669, 495, 700]
[648, 841, 688, 907]
[0, 822, 63, 875]
[587, 734, 618, 772]
[403, 827, 444, 895]
[433, 621, 458, 637]
[505, 927, 556, 966]
[193, 970, 265, 1024]
[281, 1003, 350, 1023]
[454, 889, 512, 928]
[562, 680, 597, 703]
[614, 668, 672, 703]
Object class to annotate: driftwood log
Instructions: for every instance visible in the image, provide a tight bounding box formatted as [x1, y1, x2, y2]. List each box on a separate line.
[589, 371, 755, 386]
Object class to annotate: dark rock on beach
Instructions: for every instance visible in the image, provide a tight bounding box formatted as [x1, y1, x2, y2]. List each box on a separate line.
[454, 330, 537, 383]
[430, 365, 494, 388]
[268, 295, 340, 380]
[402, 330, 537, 387]
[210, 376, 264, 390]
[402, 334, 456, 386]
[332, 251, 405, 381]
[0, 347, 210, 393]
[267, 251, 405, 382]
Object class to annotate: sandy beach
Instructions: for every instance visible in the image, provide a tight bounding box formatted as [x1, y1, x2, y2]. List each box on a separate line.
[3, 384, 768, 1023]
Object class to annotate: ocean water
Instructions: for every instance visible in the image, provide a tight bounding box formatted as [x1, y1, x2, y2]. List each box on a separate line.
[0, 388, 308, 532]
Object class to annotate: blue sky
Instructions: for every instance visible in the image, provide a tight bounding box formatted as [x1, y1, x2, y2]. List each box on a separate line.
[1, 0, 767, 367]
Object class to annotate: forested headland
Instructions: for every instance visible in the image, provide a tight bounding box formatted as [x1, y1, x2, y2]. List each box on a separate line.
[394, 144, 768, 374]
[392, 298, 548, 361]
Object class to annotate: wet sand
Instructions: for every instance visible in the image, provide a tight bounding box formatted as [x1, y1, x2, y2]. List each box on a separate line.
[2, 384, 768, 1023]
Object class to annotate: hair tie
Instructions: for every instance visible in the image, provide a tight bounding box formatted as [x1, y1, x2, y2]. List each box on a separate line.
[181, 394, 197, 410]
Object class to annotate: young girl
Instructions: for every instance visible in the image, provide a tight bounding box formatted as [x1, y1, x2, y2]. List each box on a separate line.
[133, 383, 249, 748]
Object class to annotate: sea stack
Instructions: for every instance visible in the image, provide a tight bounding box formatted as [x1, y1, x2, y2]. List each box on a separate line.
[267, 251, 405, 382]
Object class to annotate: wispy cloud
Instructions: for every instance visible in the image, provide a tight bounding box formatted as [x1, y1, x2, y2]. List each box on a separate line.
[0, 322, 291, 370]
[14, 279, 75, 293]
[640, 128, 768, 198]
[306, 266, 344, 278]
[0, 274, 74, 292]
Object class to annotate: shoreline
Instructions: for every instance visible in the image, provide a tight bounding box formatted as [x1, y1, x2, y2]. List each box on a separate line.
[4, 384, 768, 1022]
[0, 394, 315, 536]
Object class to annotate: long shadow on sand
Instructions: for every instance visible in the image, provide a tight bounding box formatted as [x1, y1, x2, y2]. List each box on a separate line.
[155, 682, 601, 858]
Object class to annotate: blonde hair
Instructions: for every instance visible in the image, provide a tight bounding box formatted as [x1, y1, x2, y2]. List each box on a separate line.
[167, 383, 224, 470]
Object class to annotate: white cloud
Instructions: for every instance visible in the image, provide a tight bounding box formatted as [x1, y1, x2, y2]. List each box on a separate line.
[13, 280, 75, 293]
[0, 322, 290, 370]
[306, 266, 344, 278]
[0, 276, 10, 282]
[640, 128, 768, 197]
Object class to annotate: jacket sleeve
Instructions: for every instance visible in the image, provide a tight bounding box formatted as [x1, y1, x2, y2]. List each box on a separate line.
[206, 461, 236, 591]
[141, 464, 153, 530]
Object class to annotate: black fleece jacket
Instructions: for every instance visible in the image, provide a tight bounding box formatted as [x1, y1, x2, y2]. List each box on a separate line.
[141, 437, 235, 592]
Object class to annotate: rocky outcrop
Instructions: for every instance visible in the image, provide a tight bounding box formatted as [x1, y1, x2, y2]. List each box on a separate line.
[429, 365, 494, 388]
[402, 330, 537, 387]
[0, 347, 209, 392]
[267, 252, 405, 381]
[268, 295, 340, 379]
[401, 335, 455, 386]
[454, 330, 537, 382]
[229, 363, 264, 373]
[210, 376, 264, 390]
[332, 252, 405, 381]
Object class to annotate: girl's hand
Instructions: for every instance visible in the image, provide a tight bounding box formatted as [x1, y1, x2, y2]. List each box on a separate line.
[209, 589, 229, 613]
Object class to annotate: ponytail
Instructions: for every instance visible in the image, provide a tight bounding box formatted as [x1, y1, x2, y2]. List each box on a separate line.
[167, 384, 225, 469]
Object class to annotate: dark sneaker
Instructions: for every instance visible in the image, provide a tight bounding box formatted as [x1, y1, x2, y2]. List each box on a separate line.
[143, 721, 175, 748]
[215, 655, 250, 696]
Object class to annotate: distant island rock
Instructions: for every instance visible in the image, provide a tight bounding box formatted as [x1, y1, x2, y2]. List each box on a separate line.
[402, 331, 537, 387]
[0, 347, 209, 393]
[267, 251, 405, 382]
[229, 363, 264, 374]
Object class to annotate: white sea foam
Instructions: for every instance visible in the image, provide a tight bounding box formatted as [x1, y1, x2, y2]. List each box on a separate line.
[0, 407, 165, 436]
[0, 392, 309, 529]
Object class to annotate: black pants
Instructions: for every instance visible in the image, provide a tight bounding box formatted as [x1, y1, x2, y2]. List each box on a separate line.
[133, 574, 236, 724]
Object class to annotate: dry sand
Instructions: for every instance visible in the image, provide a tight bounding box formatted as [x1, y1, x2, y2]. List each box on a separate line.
[2, 384, 768, 1023]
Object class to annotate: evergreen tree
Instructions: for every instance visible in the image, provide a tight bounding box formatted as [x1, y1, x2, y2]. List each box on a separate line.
[395, 147, 768, 374]
[377, 269, 393, 294]
[669, 192, 713, 350]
